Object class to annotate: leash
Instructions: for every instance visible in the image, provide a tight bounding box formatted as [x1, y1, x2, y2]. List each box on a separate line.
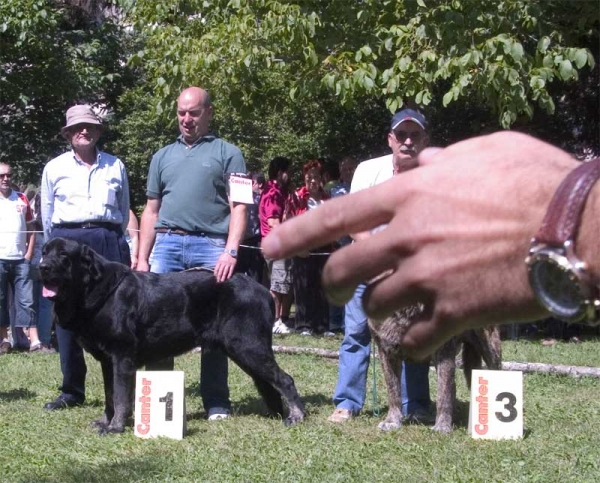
[370, 338, 380, 417]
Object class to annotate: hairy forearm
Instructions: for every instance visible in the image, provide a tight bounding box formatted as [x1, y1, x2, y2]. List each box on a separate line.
[226, 203, 247, 250]
[138, 208, 158, 263]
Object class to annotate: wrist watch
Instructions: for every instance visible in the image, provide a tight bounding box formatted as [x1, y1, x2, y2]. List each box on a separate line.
[225, 248, 238, 258]
[526, 157, 600, 324]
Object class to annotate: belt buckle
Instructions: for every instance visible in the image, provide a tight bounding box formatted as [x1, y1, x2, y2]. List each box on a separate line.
[82, 222, 93, 229]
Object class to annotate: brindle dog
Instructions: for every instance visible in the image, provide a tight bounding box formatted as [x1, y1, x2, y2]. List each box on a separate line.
[369, 305, 501, 433]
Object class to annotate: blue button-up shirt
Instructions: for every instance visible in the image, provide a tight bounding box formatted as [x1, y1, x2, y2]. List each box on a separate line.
[41, 149, 130, 241]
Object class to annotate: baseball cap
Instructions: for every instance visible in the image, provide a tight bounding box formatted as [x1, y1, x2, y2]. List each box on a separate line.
[391, 108, 427, 131]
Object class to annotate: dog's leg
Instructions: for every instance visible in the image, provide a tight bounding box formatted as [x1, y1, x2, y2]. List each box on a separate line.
[91, 359, 115, 431]
[462, 327, 502, 389]
[480, 326, 502, 371]
[98, 357, 136, 435]
[461, 338, 482, 389]
[252, 377, 284, 416]
[432, 339, 457, 433]
[375, 335, 404, 432]
[226, 349, 305, 426]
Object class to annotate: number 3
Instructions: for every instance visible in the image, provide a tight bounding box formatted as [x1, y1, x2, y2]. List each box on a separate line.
[495, 391, 517, 422]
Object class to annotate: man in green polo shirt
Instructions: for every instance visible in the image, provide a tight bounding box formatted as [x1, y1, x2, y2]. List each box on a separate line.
[137, 86, 247, 421]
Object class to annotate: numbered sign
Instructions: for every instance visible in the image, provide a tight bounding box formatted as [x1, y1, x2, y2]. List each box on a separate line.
[134, 371, 186, 440]
[468, 369, 523, 440]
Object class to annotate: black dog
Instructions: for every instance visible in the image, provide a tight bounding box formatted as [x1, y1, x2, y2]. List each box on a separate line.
[40, 238, 304, 434]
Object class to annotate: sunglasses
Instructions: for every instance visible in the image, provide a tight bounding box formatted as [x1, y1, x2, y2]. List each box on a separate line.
[393, 130, 424, 143]
[0, 173, 12, 179]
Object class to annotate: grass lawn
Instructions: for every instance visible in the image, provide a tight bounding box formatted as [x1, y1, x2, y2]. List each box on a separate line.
[1, 333, 599, 483]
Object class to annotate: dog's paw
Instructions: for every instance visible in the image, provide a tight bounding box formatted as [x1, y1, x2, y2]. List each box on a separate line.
[90, 418, 108, 430]
[431, 421, 453, 433]
[284, 413, 304, 427]
[377, 419, 402, 432]
[97, 424, 125, 436]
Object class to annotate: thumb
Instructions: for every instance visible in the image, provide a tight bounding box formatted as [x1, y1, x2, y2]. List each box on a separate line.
[418, 147, 444, 166]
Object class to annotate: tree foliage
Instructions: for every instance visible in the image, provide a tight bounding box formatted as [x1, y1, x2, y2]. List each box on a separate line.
[124, 0, 597, 128]
[1, 0, 597, 193]
[0, 0, 131, 185]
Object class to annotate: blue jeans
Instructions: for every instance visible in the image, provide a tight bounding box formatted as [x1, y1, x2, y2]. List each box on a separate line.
[29, 264, 53, 346]
[150, 231, 231, 416]
[333, 284, 431, 415]
[0, 259, 35, 330]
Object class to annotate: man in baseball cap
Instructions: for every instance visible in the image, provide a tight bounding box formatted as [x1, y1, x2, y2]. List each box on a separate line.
[327, 107, 432, 425]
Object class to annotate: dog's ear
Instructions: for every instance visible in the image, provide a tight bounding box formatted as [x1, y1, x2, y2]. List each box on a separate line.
[80, 245, 103, 284]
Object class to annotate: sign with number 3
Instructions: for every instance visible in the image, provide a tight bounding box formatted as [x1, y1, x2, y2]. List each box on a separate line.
[468, 369, 523, 440]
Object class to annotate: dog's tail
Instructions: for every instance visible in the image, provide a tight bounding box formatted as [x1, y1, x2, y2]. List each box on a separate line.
[462, 326, 502, 389]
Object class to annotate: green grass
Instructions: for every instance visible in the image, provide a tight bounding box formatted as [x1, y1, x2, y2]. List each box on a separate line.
[1, 334, 599, 483]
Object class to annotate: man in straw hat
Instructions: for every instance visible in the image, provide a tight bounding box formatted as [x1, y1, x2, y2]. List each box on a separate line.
[40, 104, 130, 410]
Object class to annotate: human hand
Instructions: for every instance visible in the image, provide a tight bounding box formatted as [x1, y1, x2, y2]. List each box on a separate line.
[262, 132, 588, 358]
[214, 252, 237, 282]
[136, 259, 150, 272]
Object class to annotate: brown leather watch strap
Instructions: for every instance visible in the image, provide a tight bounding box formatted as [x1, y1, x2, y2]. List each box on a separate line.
[536, 157, 600, 246]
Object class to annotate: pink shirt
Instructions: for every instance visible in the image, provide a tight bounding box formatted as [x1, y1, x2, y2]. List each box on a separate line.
[259, 180, 287, 238]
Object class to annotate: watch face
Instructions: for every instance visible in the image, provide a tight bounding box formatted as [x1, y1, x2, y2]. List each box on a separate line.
[529, 257, 585, 321]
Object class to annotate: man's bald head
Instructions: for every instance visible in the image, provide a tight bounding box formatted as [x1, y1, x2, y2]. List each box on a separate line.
[177, 86, 213, 145]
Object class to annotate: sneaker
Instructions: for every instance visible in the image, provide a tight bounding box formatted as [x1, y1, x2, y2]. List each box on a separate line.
[327, 408, 353, 423]
[300, 329, 313, 336]
[323, 331, 336, 337]
[208, 413, 229, 421]
[0, 340, 12, 355]
[273, 319, 292, 335]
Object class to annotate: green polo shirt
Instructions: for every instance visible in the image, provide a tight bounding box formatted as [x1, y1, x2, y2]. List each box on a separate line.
[147, 134, 246, 235]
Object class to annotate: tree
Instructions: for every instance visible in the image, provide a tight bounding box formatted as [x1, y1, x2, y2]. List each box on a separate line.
[124, 0, 597, 129]
[0, 0, 131, 185]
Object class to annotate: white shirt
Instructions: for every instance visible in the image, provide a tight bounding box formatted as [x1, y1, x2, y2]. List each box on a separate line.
[350, 154, 393, 194]
[0, 190, 33, 260]
[351, 154, 394, 235]
[41, 150, 130, 241]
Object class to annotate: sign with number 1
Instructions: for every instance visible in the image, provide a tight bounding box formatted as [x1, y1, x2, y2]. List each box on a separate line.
[134, 371, 186, 440]
[468, 369, 523, 440]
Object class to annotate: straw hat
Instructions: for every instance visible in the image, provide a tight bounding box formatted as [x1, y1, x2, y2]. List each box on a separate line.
[60, 105, 103, 137]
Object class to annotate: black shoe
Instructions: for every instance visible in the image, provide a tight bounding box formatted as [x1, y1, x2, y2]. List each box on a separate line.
[43, 396, 82, 411]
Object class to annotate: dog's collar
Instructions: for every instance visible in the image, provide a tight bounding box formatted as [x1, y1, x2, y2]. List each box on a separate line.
[89, 271, 129, 309]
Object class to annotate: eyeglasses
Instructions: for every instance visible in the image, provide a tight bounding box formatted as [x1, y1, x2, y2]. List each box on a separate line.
[0, 173, 12, 179]
[393, 130, 424, 143]
[70, 123, 98, 133]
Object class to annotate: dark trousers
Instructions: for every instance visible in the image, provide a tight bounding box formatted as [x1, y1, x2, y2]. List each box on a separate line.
[236, 236, 266, 285]
[50, 226, 130, 403]
[292, 253, 329, 334]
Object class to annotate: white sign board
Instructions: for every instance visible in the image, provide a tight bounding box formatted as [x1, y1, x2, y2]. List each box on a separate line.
[229, 175, 254, 204]
[134, 371, 186, 440]
[468, 369, 523, 440]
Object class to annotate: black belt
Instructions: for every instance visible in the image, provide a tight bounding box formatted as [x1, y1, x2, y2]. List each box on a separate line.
[54, 221, 119, 230]
[155, 227, 222, 237]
